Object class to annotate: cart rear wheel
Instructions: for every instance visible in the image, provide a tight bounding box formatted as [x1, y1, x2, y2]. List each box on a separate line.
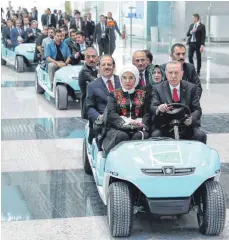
[197, 181, 226, 235]
[108, 181, 133, 237]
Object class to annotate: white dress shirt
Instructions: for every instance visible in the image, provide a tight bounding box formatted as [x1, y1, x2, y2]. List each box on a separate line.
[101, 23, 106, 38]
[67, 22, 70, 31]
[169, 83, 180, 99]
[76, 18, 81, 30]
[79, 41, 86, 55]
[190, 21, 199, 42]
[102, 75, 115, 91]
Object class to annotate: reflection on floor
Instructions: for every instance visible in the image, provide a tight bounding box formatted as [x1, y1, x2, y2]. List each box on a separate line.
[1, 164, 229, 222]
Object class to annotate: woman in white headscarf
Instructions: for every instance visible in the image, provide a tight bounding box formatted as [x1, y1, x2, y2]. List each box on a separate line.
[102, 64, 150, 153]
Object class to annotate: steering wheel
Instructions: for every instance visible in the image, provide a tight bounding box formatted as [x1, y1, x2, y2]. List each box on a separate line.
[159, 103, 191, 136]
[166, 103, 191, 117]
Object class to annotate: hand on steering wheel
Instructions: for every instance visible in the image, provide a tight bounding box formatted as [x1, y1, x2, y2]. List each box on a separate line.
[158, 104, 173, 113]
[184, 115, 192, 126]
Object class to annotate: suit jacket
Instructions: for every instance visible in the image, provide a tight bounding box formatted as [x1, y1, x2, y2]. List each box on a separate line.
[86, 75, 121, 122]
[67, 39, 89, 65]
[93, 22, 109, 44]
[151, 80, 202, 127]
[70, 18, 88, 36]
[3, 26, 11, 39]
[79, 64, 98, 119]
[187, 22, 206, 46]
[55, 14, 63, 27]
[86, 20, 95, 38]
[160, 62, 202, 98]
[32, 9, 38, 21]
[41, 14, 56, 27]
[137, 69, 150, 88]
[25, 28, 41, 43]
[10, 27, 26, 47]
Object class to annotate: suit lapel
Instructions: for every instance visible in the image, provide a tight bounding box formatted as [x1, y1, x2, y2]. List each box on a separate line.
[180, 81, 187, 105]
[145, 71, 149, 85]
[114, 75, 120, 89]
[98, 77, 109, 96]
[163, 81, 173, 104]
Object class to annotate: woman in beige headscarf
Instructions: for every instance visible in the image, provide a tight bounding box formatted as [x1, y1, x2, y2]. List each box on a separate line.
[103, 64, 150, 153]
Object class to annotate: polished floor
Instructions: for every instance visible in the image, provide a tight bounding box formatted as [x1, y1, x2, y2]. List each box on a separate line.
[1, 40, 229, 239]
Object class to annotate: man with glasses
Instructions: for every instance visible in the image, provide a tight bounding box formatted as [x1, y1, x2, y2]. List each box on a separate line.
[78, 47, 99, 119]
[160, 43, 202, 98]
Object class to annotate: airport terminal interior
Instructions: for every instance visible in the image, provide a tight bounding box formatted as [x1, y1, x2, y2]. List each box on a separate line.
[1, 1, 229, 239]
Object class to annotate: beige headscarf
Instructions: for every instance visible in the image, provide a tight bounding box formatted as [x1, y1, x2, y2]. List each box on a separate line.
[119, 64, 139, 94]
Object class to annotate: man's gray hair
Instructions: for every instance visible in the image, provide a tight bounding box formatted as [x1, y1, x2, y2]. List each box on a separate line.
[132, 50, 147, 60]
[85, 47, 98, 56]
[165, 60, 182, 72]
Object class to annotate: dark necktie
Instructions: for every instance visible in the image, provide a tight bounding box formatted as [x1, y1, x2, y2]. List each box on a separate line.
[173, 88, 179, 102]
[107, 79, 114, 92]
[140, 72, 145, 87]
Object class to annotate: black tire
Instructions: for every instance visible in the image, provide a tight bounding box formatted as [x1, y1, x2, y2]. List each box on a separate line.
[197, 181, 226, 235]
[107, 182, 133, 237]
[1, 57, 6, 65]
[15, 56, 24, 72]
[55, 85, 68, 110]
[82, 138, 92, 174]
[35, 71, 44, 94]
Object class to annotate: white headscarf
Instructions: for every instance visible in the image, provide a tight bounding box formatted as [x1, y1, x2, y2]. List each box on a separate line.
[119, 64, 139, 94]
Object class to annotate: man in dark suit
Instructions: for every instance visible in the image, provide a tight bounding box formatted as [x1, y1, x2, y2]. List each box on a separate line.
[93, 15, 109, 56]
[160, 43, 202, 98]
[67, 30, 90, 65]
[151, 60, 206, 144]
[35, 25, 48, 62]
[10, 19, 26, 47]
[25, 20, 41, 43]
[63, 17, 71, 31]
[87, 12, 95, 42]
[70, 10, 87, 36]
[41, 8, 56, 28]
[55, 10, 63, 29]
[22, 17, 30, 32]
[79, 47, 99, 119]
[32, 7, 38, 21]
[2, 19, 14, 47]
[87, 55, 121, 123]
[132, 50, 150, 88]
[187, 13, 206, 76]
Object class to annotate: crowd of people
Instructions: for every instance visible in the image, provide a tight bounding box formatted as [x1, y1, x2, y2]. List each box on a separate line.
[1, 6, 125, 88]
[80, 42, 206, 153]
[1, 6, 206, 150]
